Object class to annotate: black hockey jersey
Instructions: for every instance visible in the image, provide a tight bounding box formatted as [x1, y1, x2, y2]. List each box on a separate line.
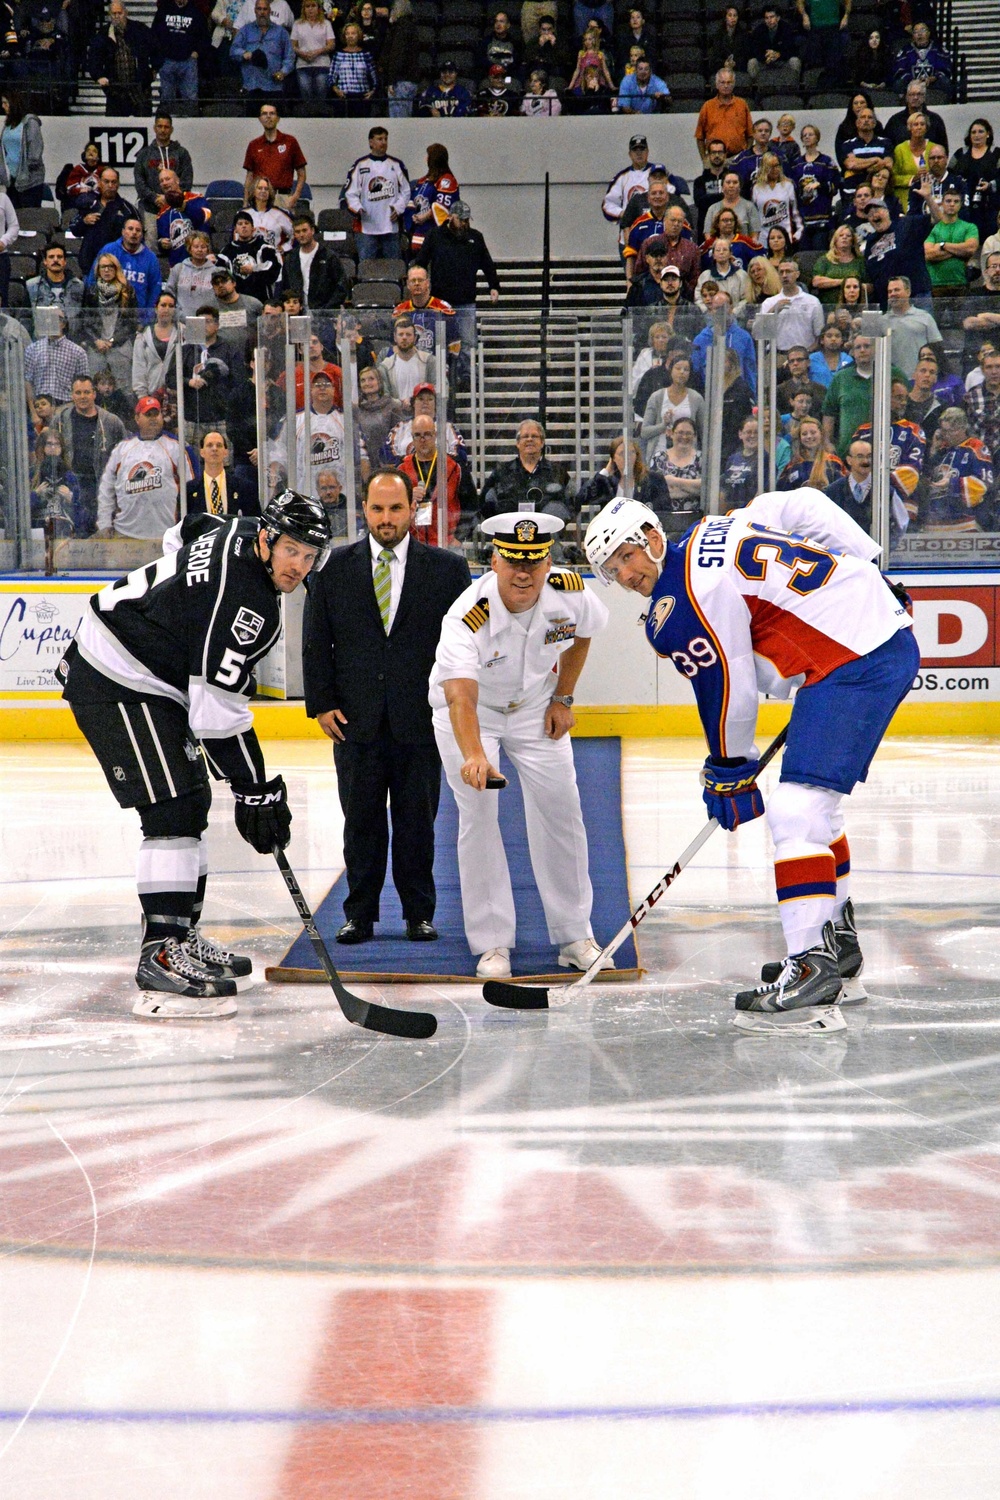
[62, 514, 279, 785]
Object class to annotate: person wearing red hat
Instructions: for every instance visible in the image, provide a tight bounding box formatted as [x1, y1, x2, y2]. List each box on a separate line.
[396, 412, 476, 545]
[476, 63, 521, 117]
[386, 382, 468, 470]
[94, 395, 193, 539]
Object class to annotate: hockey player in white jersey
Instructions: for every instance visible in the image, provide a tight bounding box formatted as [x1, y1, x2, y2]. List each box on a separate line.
[57, 492, 333, 1020]
[585, 487, 919, 1031]
[95, 395, 194, 540]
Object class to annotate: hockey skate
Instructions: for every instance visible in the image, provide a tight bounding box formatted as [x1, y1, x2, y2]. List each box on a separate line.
[732, 922, 846, 1035]
[758, 899, 867, 1003]
[133, 938, 238, 1020]
[184, 925, 255, 990]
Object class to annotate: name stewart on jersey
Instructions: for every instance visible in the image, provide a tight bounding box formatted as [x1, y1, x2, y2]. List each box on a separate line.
[644, 508, 910, 761]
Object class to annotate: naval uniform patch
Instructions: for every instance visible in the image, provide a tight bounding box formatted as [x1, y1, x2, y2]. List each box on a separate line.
[462, 598, 490, 631]
[548, 570, 584, 592]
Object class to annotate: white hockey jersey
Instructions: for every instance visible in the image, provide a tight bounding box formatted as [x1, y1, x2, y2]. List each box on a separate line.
[645, 489, 912, 760]
[271, 410, 367, 490]
[344, 153, 410, 237]
[96, 435, 193, 540]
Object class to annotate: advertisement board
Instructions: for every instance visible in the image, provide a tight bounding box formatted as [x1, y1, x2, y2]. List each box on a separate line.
[905, 574, 1000, 702]
[4, 571, 1000, 726]
[0, 580, 91, 695]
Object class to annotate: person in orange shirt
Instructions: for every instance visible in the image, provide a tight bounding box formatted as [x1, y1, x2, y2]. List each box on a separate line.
[695, 68, 753, 165]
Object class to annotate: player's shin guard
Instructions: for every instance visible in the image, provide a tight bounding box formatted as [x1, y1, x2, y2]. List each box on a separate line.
[830, 833, 850, 921]
[774, 851, 837, 957]
[189, 834, 210, 929]
[136, 835, 200, 945]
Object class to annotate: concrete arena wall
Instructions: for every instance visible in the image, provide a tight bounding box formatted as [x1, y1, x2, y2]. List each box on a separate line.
[41, 103, 989, 262]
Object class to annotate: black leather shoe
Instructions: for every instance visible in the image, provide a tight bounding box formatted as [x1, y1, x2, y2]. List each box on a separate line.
[336, 919, 374, 944]
[406, 920, 438, 942]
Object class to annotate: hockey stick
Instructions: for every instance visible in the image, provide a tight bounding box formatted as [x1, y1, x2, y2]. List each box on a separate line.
[273, 848, 438, 1040]
[483, 725, 790, 1011]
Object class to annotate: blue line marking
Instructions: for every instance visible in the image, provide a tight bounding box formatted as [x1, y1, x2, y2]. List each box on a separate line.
[2, 1395, 999, 1425]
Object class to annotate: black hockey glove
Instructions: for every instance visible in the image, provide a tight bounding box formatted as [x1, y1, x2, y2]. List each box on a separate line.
[232, 775, 291, 854]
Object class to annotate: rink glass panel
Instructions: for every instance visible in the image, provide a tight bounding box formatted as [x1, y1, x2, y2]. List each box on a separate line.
[2, 299, 999, 576]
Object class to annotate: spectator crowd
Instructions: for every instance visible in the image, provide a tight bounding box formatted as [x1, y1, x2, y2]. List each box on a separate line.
[1, 0, 997, 554]
[599, 69, 1000, 540]
[0, 0, 962, 117]
[6, 107, 506, 545]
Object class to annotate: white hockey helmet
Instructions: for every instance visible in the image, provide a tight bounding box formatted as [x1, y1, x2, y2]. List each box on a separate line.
[584, 497, 667, 586]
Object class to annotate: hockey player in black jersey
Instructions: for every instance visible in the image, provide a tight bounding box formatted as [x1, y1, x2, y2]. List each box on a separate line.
[57, 491, 333, 1020]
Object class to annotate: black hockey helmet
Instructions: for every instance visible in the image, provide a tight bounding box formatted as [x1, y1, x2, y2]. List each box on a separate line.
[260, 489, 333, 568]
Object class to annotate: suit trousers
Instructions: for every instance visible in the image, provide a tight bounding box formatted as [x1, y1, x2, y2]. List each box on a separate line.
[434, 699, 594, 956]
[333, 721, 441, 925]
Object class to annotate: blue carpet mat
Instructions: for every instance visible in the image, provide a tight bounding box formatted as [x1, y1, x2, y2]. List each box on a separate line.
[272, 737, 639, 981]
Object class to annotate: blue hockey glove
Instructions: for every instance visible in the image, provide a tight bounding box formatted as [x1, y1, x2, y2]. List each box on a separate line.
[701, 757, 764, 831]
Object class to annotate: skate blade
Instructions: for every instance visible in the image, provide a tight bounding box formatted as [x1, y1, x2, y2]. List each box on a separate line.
[133, 992, 238, 1021]
[731, 1005, 847, 1036]
[840, 976, 867, 1004]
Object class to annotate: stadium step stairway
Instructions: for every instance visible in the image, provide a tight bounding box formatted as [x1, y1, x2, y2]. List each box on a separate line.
[948, 0, 1000, 101]
[71, 0, 161, 113]
[456, 257, 630, 481]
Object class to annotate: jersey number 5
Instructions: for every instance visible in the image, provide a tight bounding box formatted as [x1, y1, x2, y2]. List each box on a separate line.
[215, 648, 246, 686]
[735, 527, 837, 595]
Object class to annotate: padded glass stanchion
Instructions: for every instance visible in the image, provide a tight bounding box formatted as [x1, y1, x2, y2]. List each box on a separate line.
[860, 310, 893, 561]
[752, 312, 779, 495]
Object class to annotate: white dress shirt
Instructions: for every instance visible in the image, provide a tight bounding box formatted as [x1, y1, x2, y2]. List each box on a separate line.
[369, 529, 410, 631]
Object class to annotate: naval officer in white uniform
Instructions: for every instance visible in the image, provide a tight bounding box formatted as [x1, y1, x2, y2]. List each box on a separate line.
[429, 512, 612, 980]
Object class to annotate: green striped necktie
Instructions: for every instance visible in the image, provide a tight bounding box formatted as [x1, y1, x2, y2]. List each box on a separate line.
[374, 547, 393, 633]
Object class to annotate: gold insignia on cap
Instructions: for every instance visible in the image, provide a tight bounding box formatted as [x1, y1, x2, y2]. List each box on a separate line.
[515, 518, 538, 543]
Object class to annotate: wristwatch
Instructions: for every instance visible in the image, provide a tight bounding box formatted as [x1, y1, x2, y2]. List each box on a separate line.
[550, 694, 574, 707]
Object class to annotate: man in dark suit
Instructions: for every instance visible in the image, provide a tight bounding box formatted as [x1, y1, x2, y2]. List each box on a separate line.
[302, 466, 471, 943]
[824, 438, 874, 532]
[278, 212, 349, 312]
[186, 431, 258, 516]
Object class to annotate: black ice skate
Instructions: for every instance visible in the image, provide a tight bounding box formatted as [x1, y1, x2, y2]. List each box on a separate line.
[133, 937, 238, 1020]
[758, 899, 866, 1003]
[184, 925, 254, 988]
[732, 922, 846, 1034]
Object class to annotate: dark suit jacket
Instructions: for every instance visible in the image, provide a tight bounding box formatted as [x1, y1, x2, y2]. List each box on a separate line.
[277, 243, 349, 311]
[302, 536, 471, 744]
[824, 476, 872, 532]
[187, 473, 258, 517]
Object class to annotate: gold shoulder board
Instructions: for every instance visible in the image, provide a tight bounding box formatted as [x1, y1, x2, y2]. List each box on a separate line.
[548, 570, 584, 592]
[462, 598, 490, 631]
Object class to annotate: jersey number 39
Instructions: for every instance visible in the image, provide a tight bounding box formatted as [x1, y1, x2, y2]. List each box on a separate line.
[672, 636, 718, 677]
[735, 528, 837, 595]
